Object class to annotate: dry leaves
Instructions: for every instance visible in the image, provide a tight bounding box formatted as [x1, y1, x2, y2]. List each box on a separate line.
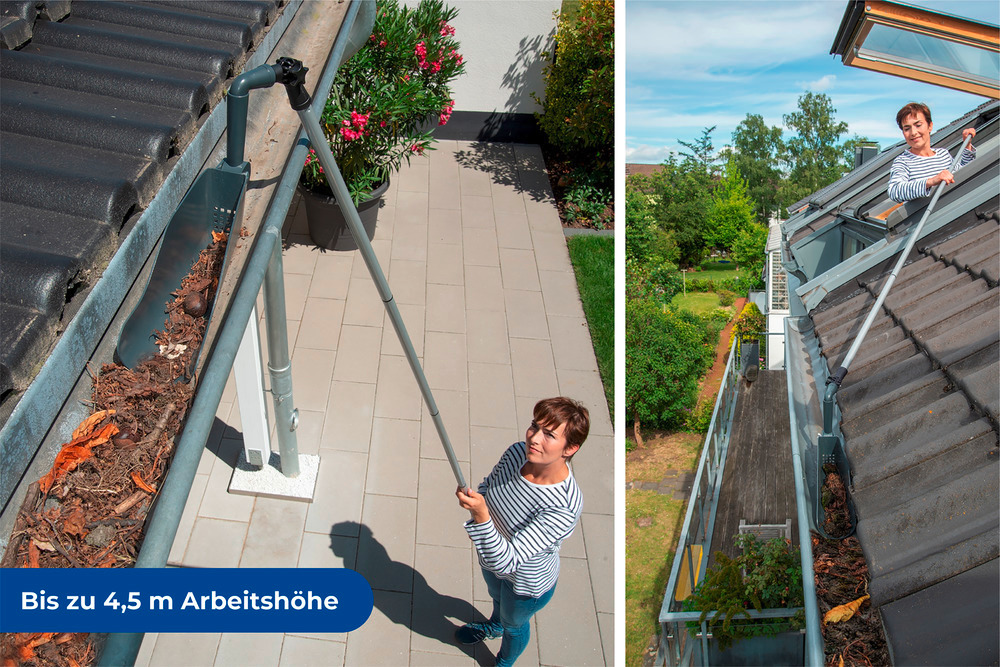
[823, 594, 870, 624]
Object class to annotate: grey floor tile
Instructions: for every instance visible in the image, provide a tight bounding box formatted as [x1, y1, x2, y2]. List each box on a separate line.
[392, 221, 429, 265]
[135, 632, 156, 667]
[536, 558, 603, 666]
[410, 544, 478, 657]
[388, 258, 427, 305]
[240, 496, 308, 568]
[429, 209, 463, 244]
[148, 633, 219, 667]
[582, 513, 613, 614]
[353, 238, 391, 279]
[357, 494, 417, 593]
[397, 158, 430, 192]
[463, 227, 499, 267]
[555, 369, 612, 437]
[167, 472, 208, 565]
[490, 188, 527, 217]
[427, 242, 465, 285]
[504, 289, 549, 339]
[366, 417, 420, 498]
[425, 331, 468, 391]
[380, 302, 425, 357]
[469, 429, 521, 487]
[308, 252, 354, 300]
[468, 362, 516, 428]
[298, 531, 357, 570]
[467, 309, 510, 365]
[200, 456, 256, 522]
[374, 355, 424, 421]
[460, 195, 494, 229]
[500, 247, 541, 292]
[183, 518, 247, 568]
[568, 434, 614, 516]
[291, 408, 324, 456]
[416, 457, 473, 549]
[304, 449, 368, 535]
[525, 197, 562, 231]
[548, 315, 599, 372]
[290, 347, 336, 413]
[420, 388, 470, 463]
[279, 635, 345, 666]
[343, 276, 385, 328]
[396, 189, 430, 223]
[429, 172, 462, 211]
[510, 337, 559, 398]
[538, 269, 587, 319]
[410, 650, 475, 666]
[331, 325, 381, 383]
[295, 296, 345, 350]
[345, 590, 412, 666]
[598, 611, 614, 666]
[214, 633, 283, 667]
[530, 229, 574, 274]
[464, 265, 504, 311]
[321, 380, 375, 452]
[495, 211, 532, 250]
[283, 272, 312, 322]
[426, 283, 467, 334]
[560, 516, 587, 560]
[283, 242, 320, 276]
[459, 167, 493, 199]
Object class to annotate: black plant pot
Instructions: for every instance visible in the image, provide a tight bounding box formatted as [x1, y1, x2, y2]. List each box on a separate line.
[299, 179, 389, 251]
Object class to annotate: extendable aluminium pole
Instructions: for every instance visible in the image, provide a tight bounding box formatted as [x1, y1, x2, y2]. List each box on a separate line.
[273, 58, 468, 490]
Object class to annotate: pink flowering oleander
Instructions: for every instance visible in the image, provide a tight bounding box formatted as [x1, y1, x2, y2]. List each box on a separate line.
[440, 21, 455, 36]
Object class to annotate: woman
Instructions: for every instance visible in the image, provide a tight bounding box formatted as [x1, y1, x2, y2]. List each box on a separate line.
[455, 396, 590, 666]
[888, 101, 976, 203]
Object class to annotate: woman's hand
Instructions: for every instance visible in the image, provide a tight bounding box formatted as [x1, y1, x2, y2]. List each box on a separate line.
[962, 127, 976, 141]
[927, 169, 954, 188]
[456, 486, 491, 524]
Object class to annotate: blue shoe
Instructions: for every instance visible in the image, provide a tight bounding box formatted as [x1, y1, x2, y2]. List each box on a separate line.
[455, 622, 499, 644]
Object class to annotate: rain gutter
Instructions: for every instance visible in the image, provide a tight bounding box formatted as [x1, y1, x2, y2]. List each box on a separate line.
[0, 0, 305, 518]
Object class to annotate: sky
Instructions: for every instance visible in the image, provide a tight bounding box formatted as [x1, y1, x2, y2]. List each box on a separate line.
[625, 0, 999, 164]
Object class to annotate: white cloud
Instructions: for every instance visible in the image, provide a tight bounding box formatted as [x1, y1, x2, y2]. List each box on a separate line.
[799, 74, 837, 92]
[625, 143, 679, 164]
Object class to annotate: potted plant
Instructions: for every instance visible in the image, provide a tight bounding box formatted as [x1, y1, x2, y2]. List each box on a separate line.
[299, 0, 465, 250]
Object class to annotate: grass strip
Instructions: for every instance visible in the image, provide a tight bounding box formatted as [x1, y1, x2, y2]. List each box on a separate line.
[567, 234, 614, 416]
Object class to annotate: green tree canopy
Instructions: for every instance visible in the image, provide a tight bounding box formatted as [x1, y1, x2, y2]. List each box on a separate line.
[782, 92, 849, 203]
[725, 113, 786, 223]
[705, 159, 757, 252]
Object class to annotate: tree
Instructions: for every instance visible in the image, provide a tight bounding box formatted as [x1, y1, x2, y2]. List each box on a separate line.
[705, 159, 757, 252]
[726, 114, 786, 223]
[730, 221, 769, 290]
[782, 92, 848, 203]
[840, 134, 878, 172]
[679, 125, 719, 177]
[647, 154, 713, 267]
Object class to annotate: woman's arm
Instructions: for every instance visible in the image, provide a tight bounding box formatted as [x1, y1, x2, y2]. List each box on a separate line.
[463, 504, 578, 575]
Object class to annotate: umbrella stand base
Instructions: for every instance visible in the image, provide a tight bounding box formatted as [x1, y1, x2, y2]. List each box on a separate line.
[228, 450, 319, 502]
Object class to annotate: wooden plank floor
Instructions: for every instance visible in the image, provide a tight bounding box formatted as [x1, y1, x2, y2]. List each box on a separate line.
[709, 370, 796, 567]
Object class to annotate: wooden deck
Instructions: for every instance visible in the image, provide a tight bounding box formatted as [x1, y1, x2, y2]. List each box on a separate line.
[709, 370, 797, 566]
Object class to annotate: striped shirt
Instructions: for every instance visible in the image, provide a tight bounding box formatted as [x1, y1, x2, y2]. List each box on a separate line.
[888, 146, 976, 202]
[464, 442, 583, 597]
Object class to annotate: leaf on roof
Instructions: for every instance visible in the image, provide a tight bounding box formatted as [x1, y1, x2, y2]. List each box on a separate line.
[823, 594, 870, 624]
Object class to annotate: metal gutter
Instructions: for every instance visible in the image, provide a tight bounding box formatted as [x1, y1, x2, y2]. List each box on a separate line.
[0, 0, 304, 517]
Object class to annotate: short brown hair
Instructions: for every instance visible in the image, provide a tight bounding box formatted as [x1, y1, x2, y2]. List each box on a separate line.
[533, 397, 590, 449]
[896, 102, 932, 129]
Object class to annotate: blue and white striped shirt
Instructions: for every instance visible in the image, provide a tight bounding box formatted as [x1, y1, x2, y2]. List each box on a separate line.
[887, 146, 976, 202]
[464, 442, 583, 597]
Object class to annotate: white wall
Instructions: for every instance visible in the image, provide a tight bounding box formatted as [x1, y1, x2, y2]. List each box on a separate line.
[446, 1, 559, 113]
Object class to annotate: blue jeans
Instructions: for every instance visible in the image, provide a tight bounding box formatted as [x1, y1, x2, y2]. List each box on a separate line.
[480, 568, 556, 666]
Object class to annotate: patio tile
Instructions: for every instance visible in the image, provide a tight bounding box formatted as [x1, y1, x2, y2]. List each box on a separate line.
[420, 388, 470, 463]
[374, 201, 398, 242]
[598, 612, 614, 666]
[279, 635, 345, 667]
[298, 531, 357, 570]
[388, 259, 427, 305]
[148, 632, 219, 667]
[429, 208, 463, 244]
[490, 188, 527, 217]
[374, 355, 424, 421]
[167, 472, 208, 565]
[184, 518, 247, 568]
[366, 417, 420, 498]
[499, 247, 540, 291]
[468, 362, 516, 428]
[469, 425, 522, 482]
[199, 454, 256, 522]
[308, 252, 354, 300]
[295, 296, 345, 350]
[539, 269, 587, 318]
[425, 331, 468, 391]
[352, 238, 391, 279]
[530, 229, 574, 273]
[459, 166, 493, 199]
[321, 380, 375, 452]
[510, 338, 559, 398]
[567, 434, 613, 516]
[356, 494, 417, 593]
[555, 369, 612, 437]
[548, 315, 599, 372]
[429, 173, 462, 211]
[467, 309, 510, 365]
[416, 457, 473, 549]
[304, 449, 367, 535]
[426, 284, 466, 333]
[393, 221, 429, 265]
[525, 197, 562, 231]
[410, 651, 475, 666]
[240, 496, 308, 568]
[427, 242, 465, 285]
[332, 325, 380, 383]
[582, 513, 614, 614]
[343, 276, 385, 327]
[135, 633, 156, 667]
[214, 633, 283, 667]
[380, 303, 425, 357]
[397, 159, 430, 192]
[536, 558, 603, 666]
[495, 211, 532, 250]
[463, 227, 499, 267]
[282, 272, 312, 322]
[344, 590, 412, 665]
[464, 265, 504, 311]
[410, 544, 477, 656]
[504, 289, 549, 339]
[282, 242, 320, 275]
[290, 408, 323, 456]
[290, 347, 336, 413]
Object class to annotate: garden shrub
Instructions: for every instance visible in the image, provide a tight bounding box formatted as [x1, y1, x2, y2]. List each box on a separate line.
[534, 0, 613, 162]
[685, 397, 715, 433]
[717, 289, 735, 307]
[733, 301, 766, 364]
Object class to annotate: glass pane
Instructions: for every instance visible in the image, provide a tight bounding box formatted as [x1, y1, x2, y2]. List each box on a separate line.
[859, 22, 999, 86]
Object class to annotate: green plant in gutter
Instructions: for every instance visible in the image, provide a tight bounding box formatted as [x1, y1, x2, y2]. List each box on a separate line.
[683, 534, 804, 650]
[300, 0, 465, 203]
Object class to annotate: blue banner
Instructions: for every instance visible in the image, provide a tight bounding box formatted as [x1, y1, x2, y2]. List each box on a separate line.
[0, 568, 373, 633]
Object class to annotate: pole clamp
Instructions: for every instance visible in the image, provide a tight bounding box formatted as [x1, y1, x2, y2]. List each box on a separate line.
[826, 366, 848, 387]
[273, 57, 311, 110]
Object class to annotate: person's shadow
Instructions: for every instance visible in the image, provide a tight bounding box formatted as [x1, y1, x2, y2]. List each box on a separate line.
[330, 521, 492, 663]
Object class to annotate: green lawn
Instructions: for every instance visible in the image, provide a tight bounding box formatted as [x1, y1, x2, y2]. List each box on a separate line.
[690, 259, 738, 282]
[626, 490, 684, 666]
[567, 234, 613, 416]
[671, 291, 720, 316]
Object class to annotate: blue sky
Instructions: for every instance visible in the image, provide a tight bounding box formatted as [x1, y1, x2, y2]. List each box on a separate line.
[625, 0, 999, 164]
